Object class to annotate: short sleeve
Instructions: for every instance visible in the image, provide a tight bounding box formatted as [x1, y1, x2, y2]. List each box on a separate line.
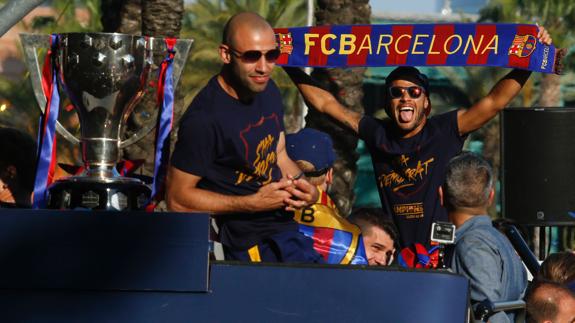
[433, 110, 467, 144]
[171, 110, 216, 178]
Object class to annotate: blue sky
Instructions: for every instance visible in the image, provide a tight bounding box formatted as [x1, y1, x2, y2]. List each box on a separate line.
[183, 0, 485, 16]
[371, 0, 438, 15]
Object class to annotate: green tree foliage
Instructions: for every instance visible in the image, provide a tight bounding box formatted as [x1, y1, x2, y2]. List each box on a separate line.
[31, 0, 102, 32]
[180, 0, 308, 130]
[479, 0, 575, 49]
[479, 0, 575, 106]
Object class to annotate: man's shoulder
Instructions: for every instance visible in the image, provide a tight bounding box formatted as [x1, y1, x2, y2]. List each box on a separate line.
[181, 77, 222, 120]
[456, 219, 503, 249]
[428, 109, 459, 126]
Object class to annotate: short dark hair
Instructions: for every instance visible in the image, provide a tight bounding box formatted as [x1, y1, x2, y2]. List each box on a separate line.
[536, 251, 575, 286]
[0, 128, 37, 193]
[348, 207, 398, 247]
[443, 152, 493, 210]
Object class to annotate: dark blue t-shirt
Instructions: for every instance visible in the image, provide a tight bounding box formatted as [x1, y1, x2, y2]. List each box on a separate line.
[358, 110, 466, 248]
[171, 76, 296, 250]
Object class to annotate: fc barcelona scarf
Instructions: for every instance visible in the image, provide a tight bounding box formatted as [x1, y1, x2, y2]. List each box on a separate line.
[274, 23, 565, 74]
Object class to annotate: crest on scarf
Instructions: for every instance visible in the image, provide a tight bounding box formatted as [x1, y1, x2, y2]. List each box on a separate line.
[508, 34, 537, 58]
[277, 32, 293, 55]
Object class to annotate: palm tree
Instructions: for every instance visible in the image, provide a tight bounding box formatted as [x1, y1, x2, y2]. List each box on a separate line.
[479, 0, 575, 106]
[307, 0, 371, 216]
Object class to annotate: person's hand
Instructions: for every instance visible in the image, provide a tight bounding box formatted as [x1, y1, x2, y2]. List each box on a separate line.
[283, 175, 319, 211]
[537, 25, 552, 45]
[248, 179, 294, 212]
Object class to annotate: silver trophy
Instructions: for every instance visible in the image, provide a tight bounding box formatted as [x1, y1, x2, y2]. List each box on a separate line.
[20, 33, 192, 210]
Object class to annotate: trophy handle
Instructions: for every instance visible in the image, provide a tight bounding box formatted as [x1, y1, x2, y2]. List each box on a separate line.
[119, 37, 193, 148]
[20, 33, 81, 145]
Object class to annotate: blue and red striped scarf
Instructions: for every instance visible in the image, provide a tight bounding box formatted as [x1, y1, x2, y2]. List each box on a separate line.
[275, 23, 564, 74]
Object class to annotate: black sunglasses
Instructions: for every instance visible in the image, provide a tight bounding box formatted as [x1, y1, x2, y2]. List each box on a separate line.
[228, 47, 281, 63]
[388, 86, 424, 99]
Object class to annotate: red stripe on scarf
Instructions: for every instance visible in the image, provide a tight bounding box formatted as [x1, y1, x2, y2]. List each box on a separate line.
[387, 25, 414, 65]
[40, 44, 54, 142]
[467, 24, 497, 65]
[47, 136, 57, 186]
[313, 227, 335, 260]
[347, 25, 372, 66]
[308, 26, 332, 67]
[274, 28, 290, 65]
[426, 24, 454, 65]
[508, 25, 537, 70]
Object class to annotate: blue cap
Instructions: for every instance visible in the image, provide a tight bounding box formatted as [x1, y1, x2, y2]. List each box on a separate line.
[286, 128, 336, 171]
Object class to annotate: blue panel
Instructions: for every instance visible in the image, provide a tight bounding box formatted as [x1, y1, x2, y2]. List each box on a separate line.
[0, 209, 210, 292]
[0, 210, 469, 322]
[0, 263, 469, 323]
[207, 263, 469, 323]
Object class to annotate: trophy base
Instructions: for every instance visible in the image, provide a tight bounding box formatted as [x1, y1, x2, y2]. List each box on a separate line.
[46, 177, 151, 211]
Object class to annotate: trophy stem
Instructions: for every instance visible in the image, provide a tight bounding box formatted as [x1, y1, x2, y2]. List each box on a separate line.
[82, 137, 119, 178]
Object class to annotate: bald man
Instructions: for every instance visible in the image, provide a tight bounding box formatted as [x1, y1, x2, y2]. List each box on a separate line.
[167, 12, 322, 263]
[526, 281, 575, 323]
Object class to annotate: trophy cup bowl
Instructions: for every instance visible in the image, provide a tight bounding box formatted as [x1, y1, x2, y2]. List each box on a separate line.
[46, 33, 153, 211]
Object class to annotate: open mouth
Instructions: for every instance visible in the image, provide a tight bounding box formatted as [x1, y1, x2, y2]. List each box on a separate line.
[398, 106, 414, 123]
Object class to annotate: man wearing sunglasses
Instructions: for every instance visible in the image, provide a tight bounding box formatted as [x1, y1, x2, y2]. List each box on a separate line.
[167, 12, 322, 263]
[285, 26, 552, 252]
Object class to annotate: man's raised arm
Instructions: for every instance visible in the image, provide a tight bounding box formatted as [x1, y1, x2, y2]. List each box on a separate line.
[284, 67, 363, 134]
[457, 26, 552, 135]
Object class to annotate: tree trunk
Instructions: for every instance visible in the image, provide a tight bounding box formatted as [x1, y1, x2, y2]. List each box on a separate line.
[310, 0, 371, 216]
[537, 73, 562, 107]
[100, 0, 142, 34]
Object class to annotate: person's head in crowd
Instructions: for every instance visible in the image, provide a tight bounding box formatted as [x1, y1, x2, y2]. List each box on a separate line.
[536, 251, 575, 290]
[218, 11, 280, 101]
[349, 207, 398, 266]
[286, 128, 336, 191]
[439, 151, 494, 226]
[0, 127, 37, 208]
[526, 280, 575, 323]
[383, 66, 432, 137]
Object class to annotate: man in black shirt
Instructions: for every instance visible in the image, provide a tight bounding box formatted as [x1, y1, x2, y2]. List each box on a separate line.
[167, 12, 321, 263]
[285, 26, 551, 250]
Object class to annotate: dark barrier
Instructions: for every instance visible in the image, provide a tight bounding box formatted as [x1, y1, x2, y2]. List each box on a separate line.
[501, 107, 575, 225]
[0, 209, 469, 322]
